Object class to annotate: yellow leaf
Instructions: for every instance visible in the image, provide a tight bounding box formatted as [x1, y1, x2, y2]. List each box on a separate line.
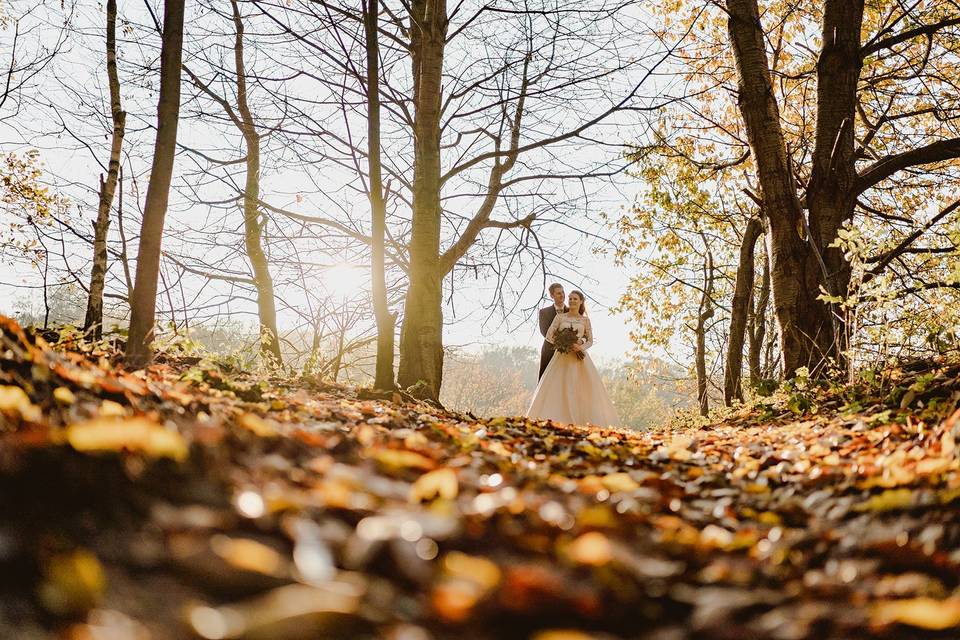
[531, 631, 598, 640]
[855, 488, 914, 513]
[758, 511, 782, 525]
[567, 532, 613, 566]
[410, 468, 459, 503]
[872, 597, 960, 630]
[66, 416, 188, 461]
[487, 440, 510, 456]
[601, 472, 639, 493]
[577, 504, 618, 529]
[916, 457, 952, 476]
[403, 431, 429, 448]
[0, 385, 41, 422]
[99, 399, 126, 417]
[238, 413, 278, 437]
[668, 436, 693, 461]
[442, 552, 501, 590]
[53, 387, 75, 405]
[38, 549, 106, 615]
[822, 453, 841, 466]
[211, 535, 284, 576]
[941, 431, 956, 458]
[372, 448, 436, 472]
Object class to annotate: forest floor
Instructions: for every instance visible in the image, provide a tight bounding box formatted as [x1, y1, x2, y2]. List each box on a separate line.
[3, 316, 960, 640]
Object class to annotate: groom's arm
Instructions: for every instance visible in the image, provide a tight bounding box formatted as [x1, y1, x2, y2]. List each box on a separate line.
[538, 308, 551, 338]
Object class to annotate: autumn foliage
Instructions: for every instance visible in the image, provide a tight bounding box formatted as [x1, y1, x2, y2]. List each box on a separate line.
[2, 315, 960, 638]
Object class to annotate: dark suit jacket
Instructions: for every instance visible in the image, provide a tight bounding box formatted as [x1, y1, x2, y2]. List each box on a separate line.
[538, 305, 567, 380]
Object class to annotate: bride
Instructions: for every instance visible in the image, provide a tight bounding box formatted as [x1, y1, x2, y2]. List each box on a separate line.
[526, 290, 620, 427]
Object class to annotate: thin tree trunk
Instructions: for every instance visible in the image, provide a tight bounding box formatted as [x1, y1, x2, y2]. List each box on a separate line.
[125, 0, 184, 367]
[726, 0, 834, 378]
[748, 249, 770, 386]
[724, 216, 762, 405]
[332, 326, 346, 383]
[84, 0, 125, 339]
[116, 166, 134, 300]
[397, 0, 447, 399]
[229, 0, 282, 366]
[695, 245, 715, 417]
[364, 0, 395, 390]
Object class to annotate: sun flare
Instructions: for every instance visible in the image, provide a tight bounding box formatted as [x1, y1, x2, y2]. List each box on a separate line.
[321, 263, 369, 299]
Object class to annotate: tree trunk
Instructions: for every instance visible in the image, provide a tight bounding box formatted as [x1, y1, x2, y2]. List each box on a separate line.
[230, 0, 282, 366]
[748, 249, 770, 386]
[695, 245, 715, 417]
[723, 216, 762, 405]
[84, 0, 125, 340]
[805, 0, 864, 370]
[364, 0, 395, 390]
[125, 0, 184, 367]
[726, 0, 834, 378]
[397, 0, 447, 399]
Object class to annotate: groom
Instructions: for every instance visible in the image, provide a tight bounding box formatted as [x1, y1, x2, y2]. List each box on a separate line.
[538, 283, 567, 380]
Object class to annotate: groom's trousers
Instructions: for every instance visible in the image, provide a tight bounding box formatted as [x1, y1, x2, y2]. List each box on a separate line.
[538, 341, 555, 381]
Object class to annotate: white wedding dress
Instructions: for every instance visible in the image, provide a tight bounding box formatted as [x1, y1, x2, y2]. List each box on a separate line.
[526, 312, 620, 427]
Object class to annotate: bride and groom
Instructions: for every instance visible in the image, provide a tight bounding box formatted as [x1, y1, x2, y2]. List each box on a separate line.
[525, 283, 619, 427]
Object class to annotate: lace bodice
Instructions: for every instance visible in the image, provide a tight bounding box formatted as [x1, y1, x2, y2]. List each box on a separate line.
[545, 313, 593, 350]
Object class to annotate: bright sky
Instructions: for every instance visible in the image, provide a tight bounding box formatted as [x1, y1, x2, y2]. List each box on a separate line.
[0, 0, 650, 368]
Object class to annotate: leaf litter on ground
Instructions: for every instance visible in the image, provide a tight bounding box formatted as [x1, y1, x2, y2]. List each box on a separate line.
[2, 315, 960, 639]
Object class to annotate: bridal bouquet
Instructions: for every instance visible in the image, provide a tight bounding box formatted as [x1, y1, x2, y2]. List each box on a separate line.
[553, 326, 585, 360]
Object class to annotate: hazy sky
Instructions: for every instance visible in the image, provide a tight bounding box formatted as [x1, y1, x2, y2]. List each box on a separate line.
[0, 0, 650, 368]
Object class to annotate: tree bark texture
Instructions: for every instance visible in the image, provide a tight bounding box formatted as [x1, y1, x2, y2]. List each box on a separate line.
[397, 0, 447, 398]
[805, 0, 864, 365]
[726, 0, 834, 378]
[748, 250, 770, 385]
[230, 0, 282, 366]
[696, 247, 715, 417]
[84, 0, 125, 339]
[364, 0, 396, 390]
[125, 0, 184, 367]
[724, 216, 762, 405]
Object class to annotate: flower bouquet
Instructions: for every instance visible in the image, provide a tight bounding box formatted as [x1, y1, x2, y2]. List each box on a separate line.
[553, 326, 585, 360]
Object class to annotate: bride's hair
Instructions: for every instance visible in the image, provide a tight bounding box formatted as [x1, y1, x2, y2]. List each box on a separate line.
[570, 290, 587, 315]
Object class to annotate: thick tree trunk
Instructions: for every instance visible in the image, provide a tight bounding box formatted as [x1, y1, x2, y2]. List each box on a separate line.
[364, 0, 395, 390]
[748, 251, 770, 386]
[727, 0, 834, 378]
[84, 0, 125, 340]
[125, 0, 184, 367]
[397, 0, 447, 399]
[230, 0, 282, 366]
[695, 248, 715, 417]
[805, 0, 864, 369]
[723, 216, 762, 405]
